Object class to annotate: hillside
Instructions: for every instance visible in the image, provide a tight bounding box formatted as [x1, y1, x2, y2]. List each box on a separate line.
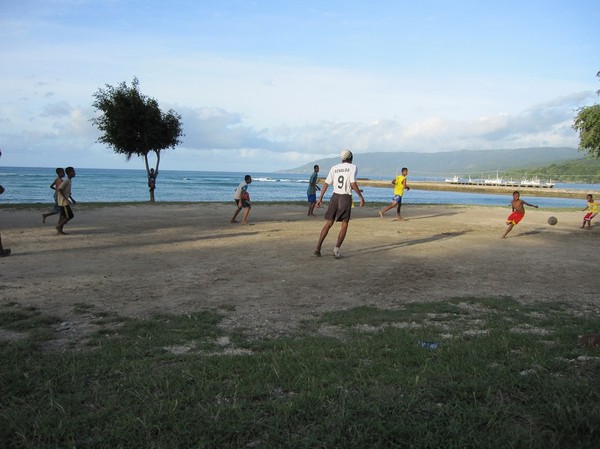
[501, 157, 600, 183]
[280, 147, 583, 178]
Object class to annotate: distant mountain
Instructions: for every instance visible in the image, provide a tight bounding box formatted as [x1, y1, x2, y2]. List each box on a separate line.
[279, 147, 583, 178]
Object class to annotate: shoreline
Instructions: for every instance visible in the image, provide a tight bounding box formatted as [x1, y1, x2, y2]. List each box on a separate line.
[0, 200, 581, 210]
[2, 177, 598, 208]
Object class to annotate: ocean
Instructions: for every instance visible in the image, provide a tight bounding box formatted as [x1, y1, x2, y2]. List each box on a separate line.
[0, 166, 597, 208]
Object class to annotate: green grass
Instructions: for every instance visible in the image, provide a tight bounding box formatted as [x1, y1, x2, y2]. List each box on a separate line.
[1, 298, 599, 448]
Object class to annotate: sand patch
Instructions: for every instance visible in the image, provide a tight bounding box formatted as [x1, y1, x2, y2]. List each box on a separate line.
[0, 203, 597, 345]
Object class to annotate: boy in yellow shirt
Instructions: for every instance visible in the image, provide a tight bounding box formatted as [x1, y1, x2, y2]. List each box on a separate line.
[379, 167, 410, 220]
[581, 194, 599, 229]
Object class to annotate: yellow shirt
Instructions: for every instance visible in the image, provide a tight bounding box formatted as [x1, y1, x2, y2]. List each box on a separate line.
[393, 175, 406, 196]
[587, 201, 599, 214]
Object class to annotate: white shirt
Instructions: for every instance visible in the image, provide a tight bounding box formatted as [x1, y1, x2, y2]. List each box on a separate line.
[325, 162, 358, 195]
[57, 177, 72, 206]
[233, 181, 249, 200]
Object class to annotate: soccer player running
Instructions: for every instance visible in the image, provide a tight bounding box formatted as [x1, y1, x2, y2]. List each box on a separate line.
[314, 150, 364, 259]
[501, 191, 538, 239]
[56, 167, 77, 235]
[581, 194, 599, 229]
[379, 167, 410, 220]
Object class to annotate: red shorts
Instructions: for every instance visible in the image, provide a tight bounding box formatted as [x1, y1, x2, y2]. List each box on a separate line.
[507, 211, 524, 225]
[584, 212, 596, 222]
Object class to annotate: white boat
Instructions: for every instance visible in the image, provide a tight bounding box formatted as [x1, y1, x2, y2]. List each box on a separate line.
[520, 177, 555, 188]
[484, 170, 508, 186]
[485, 176, 505, 185]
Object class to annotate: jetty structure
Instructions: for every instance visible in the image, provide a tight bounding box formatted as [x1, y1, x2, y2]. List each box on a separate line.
[351, 179, 592, 199]
[321, 169, 597, 199]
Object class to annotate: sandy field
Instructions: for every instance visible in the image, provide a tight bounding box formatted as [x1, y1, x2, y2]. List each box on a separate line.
[0, 202, 598, 343]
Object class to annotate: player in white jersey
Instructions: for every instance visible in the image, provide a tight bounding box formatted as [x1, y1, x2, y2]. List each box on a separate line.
[314, 150, 364, 259]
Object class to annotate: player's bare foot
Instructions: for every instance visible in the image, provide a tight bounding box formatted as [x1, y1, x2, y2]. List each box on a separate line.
[230, 219, 238, 223]
[56, 226, 68, 235]
[0, 248, 11, 257]
[313, 250, 321, 257]
[378, 211, 384, 218]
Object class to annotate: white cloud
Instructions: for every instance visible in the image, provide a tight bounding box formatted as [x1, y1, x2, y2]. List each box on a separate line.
[179, 107, 271, 150]
[0, 90, 587, 171]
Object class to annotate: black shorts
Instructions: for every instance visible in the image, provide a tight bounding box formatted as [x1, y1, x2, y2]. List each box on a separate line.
[234, 199, 251, 209]
[324, 193, 352, 222]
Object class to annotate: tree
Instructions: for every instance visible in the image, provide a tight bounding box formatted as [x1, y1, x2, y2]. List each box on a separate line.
[573, 71, 600, 158]
[91, 78, 184, 202]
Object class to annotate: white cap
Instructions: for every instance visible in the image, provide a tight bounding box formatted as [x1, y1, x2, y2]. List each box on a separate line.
[340, 149, 353, 161]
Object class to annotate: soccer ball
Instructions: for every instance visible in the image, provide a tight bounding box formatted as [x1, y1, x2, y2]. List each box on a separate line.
[547, 216, 558, 226]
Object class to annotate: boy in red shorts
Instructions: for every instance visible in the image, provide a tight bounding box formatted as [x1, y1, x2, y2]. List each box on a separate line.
[581, 194, 599, 229]
[501, 191, 538, 239]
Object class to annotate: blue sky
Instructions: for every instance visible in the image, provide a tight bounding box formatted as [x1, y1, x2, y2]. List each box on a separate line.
[1, 0, 599, 172]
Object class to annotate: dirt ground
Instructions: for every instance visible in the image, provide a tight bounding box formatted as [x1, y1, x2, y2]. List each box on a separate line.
[0, 203, 598, 343]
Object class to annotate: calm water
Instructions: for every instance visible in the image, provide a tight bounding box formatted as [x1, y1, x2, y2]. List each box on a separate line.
[0, 166, 597, 208]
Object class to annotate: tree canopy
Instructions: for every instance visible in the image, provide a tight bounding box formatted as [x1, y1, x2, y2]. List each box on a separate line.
[91, 78, 184, 200]
[572, 71, 600, 158]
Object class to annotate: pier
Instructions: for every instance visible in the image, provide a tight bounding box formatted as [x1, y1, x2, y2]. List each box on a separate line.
[442, 175, 555, 188]
[352, 180, 598, 200]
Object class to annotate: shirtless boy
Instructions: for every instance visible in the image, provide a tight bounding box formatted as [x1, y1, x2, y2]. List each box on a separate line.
[501, 191, 538, 239]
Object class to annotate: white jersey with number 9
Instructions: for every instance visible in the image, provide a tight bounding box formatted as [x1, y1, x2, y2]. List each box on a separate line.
[325, 162, 358, 195]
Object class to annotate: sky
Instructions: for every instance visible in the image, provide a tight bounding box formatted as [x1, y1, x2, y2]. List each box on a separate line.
[1, 0, 599, 173]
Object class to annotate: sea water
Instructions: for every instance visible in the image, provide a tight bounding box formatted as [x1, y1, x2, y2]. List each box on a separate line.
[0, 166, 596, 208]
